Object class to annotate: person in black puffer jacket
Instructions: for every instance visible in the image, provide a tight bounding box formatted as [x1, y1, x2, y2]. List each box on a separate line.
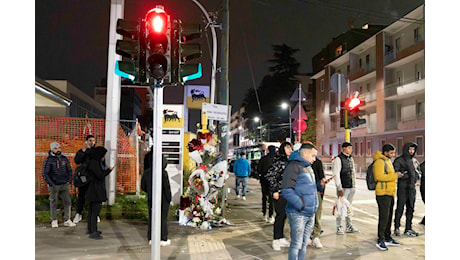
[85, 146, 113, 240]
[257, 145, 277, 223]
[264, 142, 293, 251]
[42, 142, 74, 228]
[393, 142, 421, 237]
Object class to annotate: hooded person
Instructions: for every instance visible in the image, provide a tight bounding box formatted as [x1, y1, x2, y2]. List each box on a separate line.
[85, 146, 113, 240]
[141, 154, 172, 246]
[392, 142, 421, 237]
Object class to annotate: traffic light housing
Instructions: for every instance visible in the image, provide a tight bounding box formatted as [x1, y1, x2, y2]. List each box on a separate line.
[171, 20, 203, 84]
[144, 6, 171, 83]
[115, 18, 147, 84]
[345, 97, 366, 128]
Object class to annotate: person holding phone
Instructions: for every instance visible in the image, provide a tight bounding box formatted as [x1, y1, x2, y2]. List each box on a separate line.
[73, 135, 96, 223]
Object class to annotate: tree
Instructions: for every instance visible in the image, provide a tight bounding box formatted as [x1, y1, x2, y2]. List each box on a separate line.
[242, 44, 301, 142]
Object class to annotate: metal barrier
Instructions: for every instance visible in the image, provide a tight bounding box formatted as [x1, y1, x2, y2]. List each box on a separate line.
[35, 116, 138, 195]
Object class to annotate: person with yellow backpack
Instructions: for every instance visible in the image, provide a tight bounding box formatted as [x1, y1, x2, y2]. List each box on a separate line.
[372, 144, 403, 251]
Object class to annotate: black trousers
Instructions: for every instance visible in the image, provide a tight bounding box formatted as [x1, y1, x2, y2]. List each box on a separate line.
[273, 195, 287, 240]
[87, 202, 102, 234]
[261, 183, 273, 217]
[376, 195, 394, 242]
[394, 187, 416, 231]
[76, 185, 88, 214]
[147, 200, 169, 241]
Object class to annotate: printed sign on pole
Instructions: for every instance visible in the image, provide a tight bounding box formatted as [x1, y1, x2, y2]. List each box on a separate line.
[202, 102, 229, 121]
[185, 85, 210, 109]
[162, 105, 184, 128]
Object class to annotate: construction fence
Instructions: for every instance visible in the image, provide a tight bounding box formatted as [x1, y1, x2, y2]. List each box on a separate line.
[35, 116, 138, 195]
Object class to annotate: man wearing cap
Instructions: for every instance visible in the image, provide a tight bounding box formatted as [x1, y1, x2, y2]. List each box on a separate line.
[42, 142, 76, 228]
[332, 142, 359, 234]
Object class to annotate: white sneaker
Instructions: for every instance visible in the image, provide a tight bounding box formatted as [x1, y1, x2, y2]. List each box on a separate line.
[236, 195, 240, 199]
[160, 239, 171, 246]
[64, 220, 76, 227]
[97, 216, 101, 223]
[272, 239, 281, 251]
[312, 237, 323, 248]
[51, 220, 58, 228]
[242, 196, 246, 200]
[278, 238, 290, 247]
[262, 215, 268, 222]
[268, 217, 275, 224]
[307, 238, 312, 246]
[73, 213, 82, 223]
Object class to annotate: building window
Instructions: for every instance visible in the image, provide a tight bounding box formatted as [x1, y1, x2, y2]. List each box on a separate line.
[338, 143, 342, 156]
[354, 142, 358, 156]
[395, 37, 401, 52]
[360, 141, 364, 157]
[414, 27, 421, 43]
[416, 136, 424, 156]
[329, 144, 333, 156]
[320, 79, 324, 92]
[366, 54, 370, 71]
[335, 45, 343, 57]
[359, 58, 362, 69]
[367, 140, 372, 156]
[397, 138, 403, 156]
[415, 63, 422, 80]
[416, 100, 425, 119]
[396, 70, 402, 86]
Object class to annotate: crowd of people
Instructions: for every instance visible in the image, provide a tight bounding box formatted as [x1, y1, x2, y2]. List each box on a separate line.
[41, 135, 424, 256]
[232, 140, 424, 259]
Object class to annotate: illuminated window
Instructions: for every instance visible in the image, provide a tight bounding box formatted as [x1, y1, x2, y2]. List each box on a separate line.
[335, 45, 343, 57]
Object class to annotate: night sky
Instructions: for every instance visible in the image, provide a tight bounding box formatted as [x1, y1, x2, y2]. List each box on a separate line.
[35, 0, 424, 113]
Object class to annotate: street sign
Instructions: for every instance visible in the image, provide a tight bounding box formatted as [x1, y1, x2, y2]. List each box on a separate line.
[330, 73, 346, 93]
[291, 103, 308, 120]
[202, 102, 229, 121]
[290, 87, 307, 102]
[292, 119, 307, 133]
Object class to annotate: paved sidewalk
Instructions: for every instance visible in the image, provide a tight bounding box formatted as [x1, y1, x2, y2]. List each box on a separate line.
[35, 174, 425, 259]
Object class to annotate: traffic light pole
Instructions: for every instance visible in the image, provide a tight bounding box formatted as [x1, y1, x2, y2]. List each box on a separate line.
[150, 80, 163, 260]
[104, 0, 124, 206]
[345, 79, 351, 142]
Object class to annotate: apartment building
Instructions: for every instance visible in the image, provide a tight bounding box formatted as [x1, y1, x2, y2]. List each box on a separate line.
[311, 4, 425, 171]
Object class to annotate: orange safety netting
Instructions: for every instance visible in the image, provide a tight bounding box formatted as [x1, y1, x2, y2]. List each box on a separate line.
[35, 116, 138, 195]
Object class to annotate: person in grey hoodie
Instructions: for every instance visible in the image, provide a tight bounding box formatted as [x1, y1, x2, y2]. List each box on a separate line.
[281, 142, 318, 260]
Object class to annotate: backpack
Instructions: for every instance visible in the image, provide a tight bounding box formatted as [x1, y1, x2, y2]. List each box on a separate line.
[366, 158, 387, 190]
[73, 162, 89, 187]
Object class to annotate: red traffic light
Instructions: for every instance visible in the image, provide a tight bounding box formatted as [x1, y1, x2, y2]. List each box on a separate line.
[145, 7, 168, 34]
[347, 97, 361, 111]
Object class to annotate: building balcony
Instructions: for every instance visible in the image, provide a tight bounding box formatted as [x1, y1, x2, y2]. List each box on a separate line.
[385, 40, 424, 68]
[385, 78, 425, 100]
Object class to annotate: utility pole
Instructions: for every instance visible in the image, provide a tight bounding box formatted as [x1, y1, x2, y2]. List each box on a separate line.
[219, 0, 230, 215]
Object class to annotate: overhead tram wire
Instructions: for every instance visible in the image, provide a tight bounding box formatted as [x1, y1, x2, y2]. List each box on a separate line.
[295, 0, 424, 25]
[238, 18, 263, 114]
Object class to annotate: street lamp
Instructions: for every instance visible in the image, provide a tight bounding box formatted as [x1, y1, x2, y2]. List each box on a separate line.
[281, 102, 292, 142]
[254, 116, 262, 142]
